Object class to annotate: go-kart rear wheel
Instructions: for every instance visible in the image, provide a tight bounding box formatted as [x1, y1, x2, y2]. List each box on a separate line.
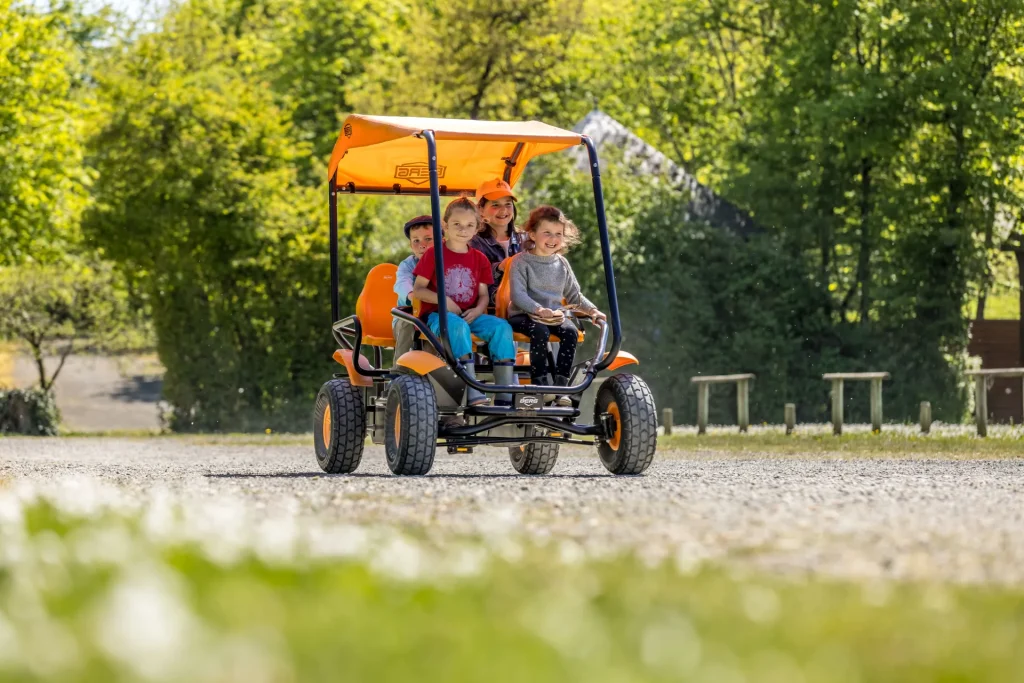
[595, 374, 657, 475]
[385, 374, 438, 475]
[509, 427, 559, 475]
[314, 378, 366, 474]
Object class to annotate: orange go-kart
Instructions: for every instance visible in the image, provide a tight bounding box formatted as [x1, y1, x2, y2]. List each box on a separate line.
[315, 116, 657, 476]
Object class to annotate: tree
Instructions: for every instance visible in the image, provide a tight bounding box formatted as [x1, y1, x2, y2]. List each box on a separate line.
[0, 262, 133, 392]
[84, 5, 381, 430]
[0, 1, 93, 265]
[347, 0, 592, 125]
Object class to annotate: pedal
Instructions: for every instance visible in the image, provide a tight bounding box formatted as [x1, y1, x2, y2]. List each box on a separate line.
[447, 445, 474, 454]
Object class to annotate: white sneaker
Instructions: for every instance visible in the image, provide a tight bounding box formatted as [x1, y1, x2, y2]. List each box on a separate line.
[555, 395, 572, 407]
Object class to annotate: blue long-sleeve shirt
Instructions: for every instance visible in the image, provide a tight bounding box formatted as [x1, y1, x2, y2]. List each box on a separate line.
[394, 254, 418, 306]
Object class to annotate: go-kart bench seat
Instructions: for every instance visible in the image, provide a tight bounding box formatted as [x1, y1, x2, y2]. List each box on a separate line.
[354, 261, 585, 350]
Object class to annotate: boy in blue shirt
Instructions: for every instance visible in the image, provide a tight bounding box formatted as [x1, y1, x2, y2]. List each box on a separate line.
[393, 215, 434, 359]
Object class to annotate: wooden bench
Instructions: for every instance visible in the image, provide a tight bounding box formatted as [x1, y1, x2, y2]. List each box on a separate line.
[823, 372, 890, 435]
[965, 368, 1024, 437]
[690, 374, 755, 434]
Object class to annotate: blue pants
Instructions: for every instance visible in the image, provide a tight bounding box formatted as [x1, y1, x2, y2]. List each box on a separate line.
[427, 312, 515, 361]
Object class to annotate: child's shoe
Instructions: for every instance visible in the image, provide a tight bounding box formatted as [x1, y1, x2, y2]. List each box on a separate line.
[553, 375, 572, 407]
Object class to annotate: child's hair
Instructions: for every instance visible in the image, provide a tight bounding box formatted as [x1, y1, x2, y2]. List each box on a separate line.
[443, 196, 478, 223]
[522, 205, 580, 253]
[477, 196, 519, 240]
[403, 215, 433, 240]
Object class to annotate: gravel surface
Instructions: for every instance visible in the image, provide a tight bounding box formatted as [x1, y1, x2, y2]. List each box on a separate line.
[2, 438, 1024, 585]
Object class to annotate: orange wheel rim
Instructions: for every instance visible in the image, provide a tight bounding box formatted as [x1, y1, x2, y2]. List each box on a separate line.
[394, 404, 401, 444]
[322, 404, 331, 447]
[607, 401, 622, 450]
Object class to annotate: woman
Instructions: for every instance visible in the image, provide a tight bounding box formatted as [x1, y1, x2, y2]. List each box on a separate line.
[471, 178, 522, 304]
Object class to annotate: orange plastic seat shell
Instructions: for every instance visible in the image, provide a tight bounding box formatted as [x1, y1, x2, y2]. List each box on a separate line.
[333, 349, 374, 387]
[356, 263, 399, 347]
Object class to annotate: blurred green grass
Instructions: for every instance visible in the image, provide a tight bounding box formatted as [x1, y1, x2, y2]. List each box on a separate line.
[3, 500, 1024, 682]
[658, 430, 1024, 457]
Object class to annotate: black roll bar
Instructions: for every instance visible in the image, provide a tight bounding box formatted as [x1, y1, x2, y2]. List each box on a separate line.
[329, 178, 340, 324]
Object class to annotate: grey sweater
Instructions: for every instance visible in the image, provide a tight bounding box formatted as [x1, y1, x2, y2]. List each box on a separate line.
[507, 252, 596, 317]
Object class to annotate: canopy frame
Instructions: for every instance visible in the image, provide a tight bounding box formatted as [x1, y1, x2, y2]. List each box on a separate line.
[328, 125, 623, 397]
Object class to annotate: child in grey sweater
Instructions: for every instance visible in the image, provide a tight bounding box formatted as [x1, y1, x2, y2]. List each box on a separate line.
[507, 206, 605, 404]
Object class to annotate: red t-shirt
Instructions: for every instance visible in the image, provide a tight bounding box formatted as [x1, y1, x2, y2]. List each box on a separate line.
[413, 243, 493, 319]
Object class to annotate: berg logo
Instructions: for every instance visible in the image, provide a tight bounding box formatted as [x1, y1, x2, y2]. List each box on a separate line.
[516, 394, 541, 410]
[395, 162, 445, 186]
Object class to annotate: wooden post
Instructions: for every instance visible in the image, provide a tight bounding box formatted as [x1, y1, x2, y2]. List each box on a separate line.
[919, 401, 931, 434]
[831, 378, 844, 436]
[869, 377, 883, 432]
[784, 403, 795, 435]
[736, 379, 750, 433]
[975, 375, 988, 437]
[697, 383, 709, 435]
[663, 408, 673, 436]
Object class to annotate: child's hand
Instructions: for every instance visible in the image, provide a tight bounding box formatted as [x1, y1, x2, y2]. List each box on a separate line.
[462, 307, 482, 323]
[590, 309, 607, 322]
[536, 307, 558, 319]
[444, 296, 461, 313]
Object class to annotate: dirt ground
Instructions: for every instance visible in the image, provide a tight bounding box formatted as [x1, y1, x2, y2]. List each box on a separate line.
[6, 348, 163, 432]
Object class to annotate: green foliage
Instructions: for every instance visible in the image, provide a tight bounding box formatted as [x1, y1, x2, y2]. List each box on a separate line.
[528, 157, 966, 423]
[348, 0, 595, 125]
[0, 387, 60, 435]
[0, 1, 94, 264]
[83, 5, 381, 431]
[0, 261, 139, 392]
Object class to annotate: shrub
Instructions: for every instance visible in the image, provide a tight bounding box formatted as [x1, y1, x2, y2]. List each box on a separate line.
[0, 388, 60, 436]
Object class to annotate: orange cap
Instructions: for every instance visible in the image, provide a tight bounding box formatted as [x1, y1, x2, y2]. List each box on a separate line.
[475, 178, 518, 202]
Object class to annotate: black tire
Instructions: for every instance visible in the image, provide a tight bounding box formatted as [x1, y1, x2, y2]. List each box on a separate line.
[508, 427, 559, 475]
[385, 374, 438, 475]
[314, 378, 366, 474]
[595, 374, 657, 475]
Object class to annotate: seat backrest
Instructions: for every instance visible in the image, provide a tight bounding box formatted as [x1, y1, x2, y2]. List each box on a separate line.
[356, 263, 399, 339]
[494, 254, 519, 318]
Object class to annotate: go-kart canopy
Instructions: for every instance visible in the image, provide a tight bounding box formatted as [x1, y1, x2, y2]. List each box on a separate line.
[327, 115, 583, 194]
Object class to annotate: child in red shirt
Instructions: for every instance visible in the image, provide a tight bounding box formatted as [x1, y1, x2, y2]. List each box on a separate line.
[412, 198, 516, 406]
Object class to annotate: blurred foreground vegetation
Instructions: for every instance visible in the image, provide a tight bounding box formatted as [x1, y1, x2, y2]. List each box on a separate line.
[0, 492, 1021, 682]
[2, 0, 1024, 430]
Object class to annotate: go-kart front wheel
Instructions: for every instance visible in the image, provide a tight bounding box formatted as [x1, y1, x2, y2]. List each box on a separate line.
[385, 374, 438, 475]
[595, 374, 657, 475]
[314, 378, 366, 474]
[509, 427, 559, 475]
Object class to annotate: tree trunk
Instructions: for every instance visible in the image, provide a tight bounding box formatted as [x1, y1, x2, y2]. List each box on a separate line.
[468, 53, 496, 120]
[976, 203, 997, 320]
[856, 156, 873, 322]
[30, 341, 48, 391]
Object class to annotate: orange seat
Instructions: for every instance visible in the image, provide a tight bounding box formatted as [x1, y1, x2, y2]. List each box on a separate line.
[356, 263, 399, 347]
[495, 255, 585, 343]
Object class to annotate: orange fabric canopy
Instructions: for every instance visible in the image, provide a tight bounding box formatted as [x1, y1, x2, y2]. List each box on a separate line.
[327, 115, 583, 193]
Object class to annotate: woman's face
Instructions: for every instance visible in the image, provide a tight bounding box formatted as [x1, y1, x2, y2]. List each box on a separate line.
[480, 197, 515, 232]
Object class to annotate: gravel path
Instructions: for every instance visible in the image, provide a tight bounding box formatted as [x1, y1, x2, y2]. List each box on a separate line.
[2, 438, 1024, 585]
